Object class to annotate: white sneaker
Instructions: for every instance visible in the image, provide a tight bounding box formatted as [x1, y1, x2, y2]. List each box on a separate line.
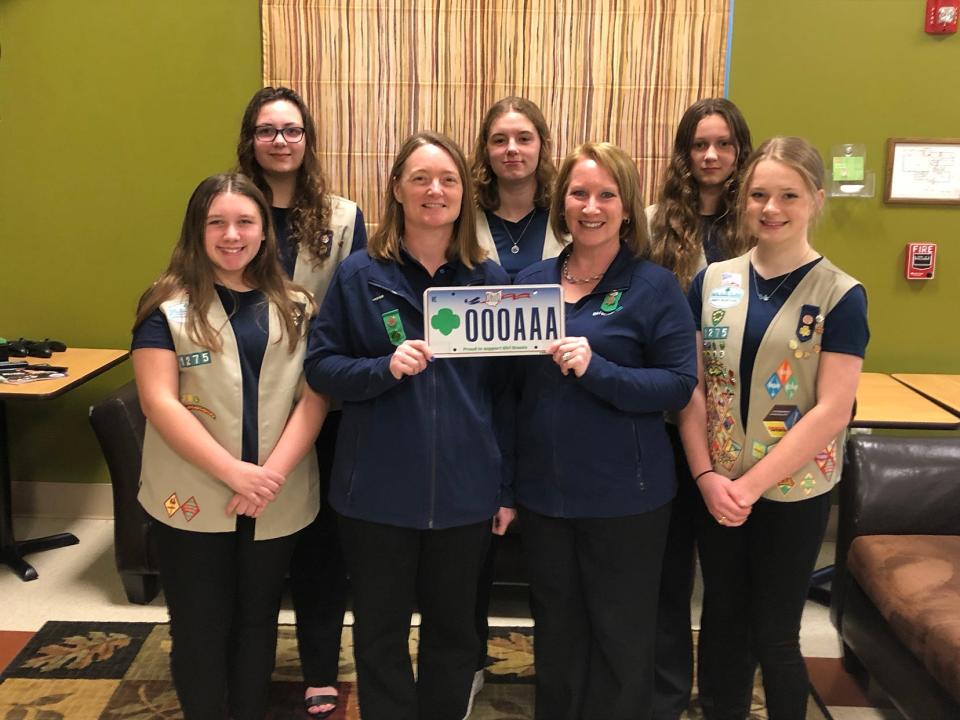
[462, 669, 485, 718]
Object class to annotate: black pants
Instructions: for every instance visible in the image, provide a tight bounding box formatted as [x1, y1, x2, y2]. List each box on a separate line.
[696, 492, 831, 720]
[652, 424, 699, 720]
[155, 516, 298, 720]
[519, 503, 671, 720]
[338, 514, 491, 720]
[289, 412, 349, 687]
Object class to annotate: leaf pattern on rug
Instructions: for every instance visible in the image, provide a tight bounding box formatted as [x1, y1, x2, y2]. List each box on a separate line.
[3, 693, 70, 720]
[486, 631, 535, 678]
[22, 633, 132, 672]
[102, 683, 182, 719]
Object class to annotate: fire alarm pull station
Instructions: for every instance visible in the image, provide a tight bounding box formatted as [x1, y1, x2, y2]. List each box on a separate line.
[926, 0, 959, 34]
[906, 243, 937, 280]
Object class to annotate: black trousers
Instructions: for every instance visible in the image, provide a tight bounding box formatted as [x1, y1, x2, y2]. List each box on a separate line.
[652, 424, 699, 720]
[155, 516, 298, 720]
[696, 492, 831, 720]
[338, 514, 491, 720]
[519, 503, 672, 720]
[289, 412, 349, 687]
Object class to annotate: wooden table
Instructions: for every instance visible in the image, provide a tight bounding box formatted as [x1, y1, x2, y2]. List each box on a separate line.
[891, 374, 960, 417]
[0, 348, 129, 581]
[851, 372, 960, 430]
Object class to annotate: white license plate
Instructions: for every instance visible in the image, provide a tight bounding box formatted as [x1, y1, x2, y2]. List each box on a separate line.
[423, 284, 565, 357]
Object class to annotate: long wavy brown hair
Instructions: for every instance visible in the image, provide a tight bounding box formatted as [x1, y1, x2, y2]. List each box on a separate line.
[649, 98, 752, 290]
[236, 86, 333, 267]
[369, 132, 485, 268]
[470, 96, 556, 211]
[133, 174, 313, 353]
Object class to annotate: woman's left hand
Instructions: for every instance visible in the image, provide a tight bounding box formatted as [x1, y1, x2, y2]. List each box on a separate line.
[729, 479, 762, 510]
[548, 337, 592, 377]
[226, 493, 264, 518]
[492, 506, 516, 535]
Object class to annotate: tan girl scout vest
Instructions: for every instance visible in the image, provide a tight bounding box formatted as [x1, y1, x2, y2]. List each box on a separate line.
[292, 195, 358, 303]
[138, 291, 319, 539]
[701, 254, 859, 502]
[476, 210, 566, 265]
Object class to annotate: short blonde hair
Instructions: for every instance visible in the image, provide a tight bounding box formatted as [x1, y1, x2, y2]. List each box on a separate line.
[550, 142, 650, 258]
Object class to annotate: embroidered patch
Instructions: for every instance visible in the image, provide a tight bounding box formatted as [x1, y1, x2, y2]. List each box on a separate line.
[752, 441, 769, 460]
[177, 351, 211, 369]
[784, 376, 799, 399]
[600, 290, 623, 313]
[181, 394, 216, 419]
[801, 473, 816, 495]
[703, 326, 729, 340]
[776, 360, 793, 386]
[796, 305, 820, 343]
[765, 372, 782, 398]
[180, 496, 200, 522]
[778, 477, 795, 495]
[708, 285, 744, 309]
[815, 440, 837, 479]
[382, 309, 407, 346]
[164, 493, 180, 517]
[711, 309, 725, 326]
[763, 405, 802, 437]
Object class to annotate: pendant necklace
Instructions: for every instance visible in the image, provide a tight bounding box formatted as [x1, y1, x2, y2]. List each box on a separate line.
[498, 209, 536, 254]
[751, 263, 795, 302]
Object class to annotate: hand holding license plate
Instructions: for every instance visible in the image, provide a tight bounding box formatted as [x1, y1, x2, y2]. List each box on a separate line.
[424, 284, 565, 357]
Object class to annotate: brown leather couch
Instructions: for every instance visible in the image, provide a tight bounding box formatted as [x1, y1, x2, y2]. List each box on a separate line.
[90, 381, 527, 604]
[831, 434, 960, 720]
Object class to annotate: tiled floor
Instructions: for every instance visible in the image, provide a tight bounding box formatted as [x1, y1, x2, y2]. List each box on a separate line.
[0, 515, 904, 718]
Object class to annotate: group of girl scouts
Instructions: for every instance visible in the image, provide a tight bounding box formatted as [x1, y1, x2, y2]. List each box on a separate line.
[131, 85, 869, 720]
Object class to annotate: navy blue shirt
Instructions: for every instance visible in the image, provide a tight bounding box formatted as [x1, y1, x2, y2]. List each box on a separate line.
[132, 286, 268, 464]
[688, 258, 869, 423]
[699, 213, 725, 264]
[271, 205, 368, 278]
[485, 207, 550, 280]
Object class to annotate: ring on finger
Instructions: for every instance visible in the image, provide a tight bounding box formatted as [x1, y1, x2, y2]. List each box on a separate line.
[718, 515, 727, 524]
[561, 351, 571, 361]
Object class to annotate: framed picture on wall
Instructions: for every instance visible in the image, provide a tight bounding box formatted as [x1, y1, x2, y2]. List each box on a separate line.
[884, 138, 960, 204]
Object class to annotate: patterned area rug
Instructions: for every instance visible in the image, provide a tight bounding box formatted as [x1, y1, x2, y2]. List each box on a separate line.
[0, 622, 830, 719]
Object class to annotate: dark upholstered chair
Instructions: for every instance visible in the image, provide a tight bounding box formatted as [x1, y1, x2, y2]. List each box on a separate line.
[831, 434, 960, 719]
[89, 380, 160, 604]
[89, 380, 528, 605]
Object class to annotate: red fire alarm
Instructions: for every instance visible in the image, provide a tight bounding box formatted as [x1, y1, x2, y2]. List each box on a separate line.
[906, 243, 937, 280]
[926, 0, 958, 34]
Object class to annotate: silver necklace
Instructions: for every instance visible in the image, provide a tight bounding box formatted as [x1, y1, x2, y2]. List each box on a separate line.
[497, 210, 536, 254]
[562, 257, 605, 284]
[751, 263, 794, 302]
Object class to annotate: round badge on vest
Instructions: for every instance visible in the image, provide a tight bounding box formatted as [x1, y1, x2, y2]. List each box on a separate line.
[708, 285, 745, 309]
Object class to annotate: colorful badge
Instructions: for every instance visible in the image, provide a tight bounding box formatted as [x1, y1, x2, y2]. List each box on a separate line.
[703, 326, 729, 340]
[763, 404, 802, 437]
[178, 351, 212, 369]
[711, 309, 725, 326]
[708, 285, 745, 309]
[752, 440, 769, 460]
[181, 394, 216, 419]
[720, 272, 742, 288]
[815, 440, 837, 479]
[776, 360, 793, 386]
[784, 376, 799, 399]
[180, 496, 200, 522]
[778, 476, 795, 496]
[796, 305, 820, 343]
[600, 290, 623, 313]
[164, 492, 181, 517]
[765, 371, 782, 398]
[801, 473, 817, 496]
[382, 309, 407, 346]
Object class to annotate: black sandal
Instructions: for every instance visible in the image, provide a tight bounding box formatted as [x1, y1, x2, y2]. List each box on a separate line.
[304, 692, 338, 719]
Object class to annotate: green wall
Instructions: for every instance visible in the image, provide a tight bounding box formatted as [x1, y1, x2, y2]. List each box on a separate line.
[3, 0, 958, 487]
[729, 0, 960, 373]
[0, 0, 262, 484]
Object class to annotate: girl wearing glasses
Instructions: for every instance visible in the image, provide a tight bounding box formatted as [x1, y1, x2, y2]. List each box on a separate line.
[133, 173, 325, 719]
[236, 86, 367, 719]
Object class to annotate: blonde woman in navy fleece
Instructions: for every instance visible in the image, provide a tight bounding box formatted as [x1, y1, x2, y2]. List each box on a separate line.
[236, 85, 366, 718]
[305, 131, 514, 720]
[513, 142, 697, 720]
[132, 173, 325, 719]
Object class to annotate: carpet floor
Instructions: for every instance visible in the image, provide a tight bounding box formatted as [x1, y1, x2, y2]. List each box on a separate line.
[0, 621, 830, 719]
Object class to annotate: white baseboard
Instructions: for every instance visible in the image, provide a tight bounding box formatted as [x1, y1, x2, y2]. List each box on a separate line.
[11, 481, 114, 519]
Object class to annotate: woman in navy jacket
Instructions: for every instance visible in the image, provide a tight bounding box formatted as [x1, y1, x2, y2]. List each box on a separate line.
[305, 131, 513, 720]
[514, 142, 697, 720]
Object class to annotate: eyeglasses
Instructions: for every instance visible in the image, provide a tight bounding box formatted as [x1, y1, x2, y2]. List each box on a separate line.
[253, 125, 306, 143]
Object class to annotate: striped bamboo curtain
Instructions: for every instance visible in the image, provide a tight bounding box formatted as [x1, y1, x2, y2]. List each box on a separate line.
[262, 0, 731, 227]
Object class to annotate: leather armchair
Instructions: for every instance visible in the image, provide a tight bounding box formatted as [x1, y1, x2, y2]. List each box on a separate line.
[831, 434, 960, 719]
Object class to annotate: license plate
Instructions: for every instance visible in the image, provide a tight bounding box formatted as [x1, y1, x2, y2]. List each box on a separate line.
[423, 284, 565, 357]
